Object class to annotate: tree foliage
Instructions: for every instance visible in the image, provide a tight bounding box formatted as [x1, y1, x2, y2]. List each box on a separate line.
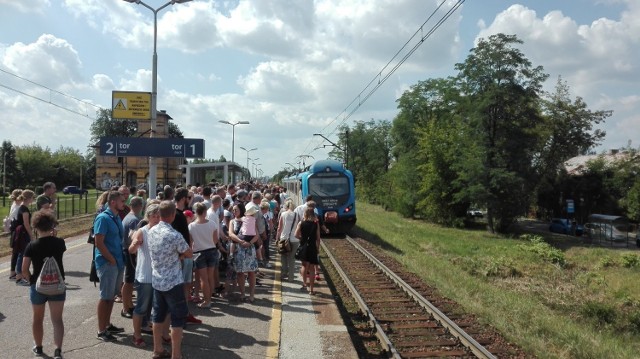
[338, 33, 613, 234]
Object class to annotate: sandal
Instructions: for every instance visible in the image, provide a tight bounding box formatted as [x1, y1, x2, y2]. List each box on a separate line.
[132, 336, 145, 347]
[197, 302, 212, 308]
[162, 336, 172, 344]
[152, 349, 171, 359]
[189, 295, 203, 303]
[114, 295, 123, 303]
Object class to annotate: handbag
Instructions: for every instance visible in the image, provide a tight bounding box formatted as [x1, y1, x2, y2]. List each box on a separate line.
[294, 242, 307, 260]
[36, 257, 66, 295]
[277, 212, 297, 254]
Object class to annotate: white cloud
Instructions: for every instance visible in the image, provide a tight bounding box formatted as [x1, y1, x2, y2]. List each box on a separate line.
[1, 34, 83, 90]
[92, 74, 114, 91]
[0, 0, 50, 13]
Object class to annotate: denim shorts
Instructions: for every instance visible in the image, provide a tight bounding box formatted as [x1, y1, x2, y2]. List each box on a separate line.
[194, 248, 219, 270]
[152, 284, 188, 328]
[133, 281, 153, 317]
[30, 284, 65, 305]
[182, 258, 194, 283]
[97, 263, 123, 301]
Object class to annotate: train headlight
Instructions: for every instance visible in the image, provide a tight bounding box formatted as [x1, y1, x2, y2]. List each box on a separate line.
[344, 204, 353, 213]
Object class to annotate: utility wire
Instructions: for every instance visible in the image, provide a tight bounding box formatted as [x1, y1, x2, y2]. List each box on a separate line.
[302, 0, 465, 155]
[0, 67, 103, 119]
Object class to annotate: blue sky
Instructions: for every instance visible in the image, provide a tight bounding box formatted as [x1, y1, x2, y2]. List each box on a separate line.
[1, 0, 638, 178]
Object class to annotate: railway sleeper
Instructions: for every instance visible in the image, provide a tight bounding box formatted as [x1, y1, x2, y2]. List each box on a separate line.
[400, 349, 470, 358]
[393, 339, 458, 348]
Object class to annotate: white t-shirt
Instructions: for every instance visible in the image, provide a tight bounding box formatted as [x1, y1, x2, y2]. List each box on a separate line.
[189, 220, 217, 252]
[279, 210, 299, 243]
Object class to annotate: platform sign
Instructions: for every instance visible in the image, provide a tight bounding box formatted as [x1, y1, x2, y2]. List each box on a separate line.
[112, 91, 151, 120]
[100, 137, 205, 158]
[566, 199, 575, 214]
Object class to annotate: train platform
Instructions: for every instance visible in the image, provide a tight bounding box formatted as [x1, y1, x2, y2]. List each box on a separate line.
[0, 233, 357, 359]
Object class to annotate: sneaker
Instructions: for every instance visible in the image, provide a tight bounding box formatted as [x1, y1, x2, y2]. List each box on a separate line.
[16, 279, 30, 286]
[265, 262, 273, 269]
[315, 274, 321, 281]
[106, 323, 125, 333]
[9, 274, 16, 280]
[120, 308, 133, 319]
[32, 346, 44, 356]
[53, 348, 63, 359]
[96, 331, 116, 341]
[186, 314, 202, 324]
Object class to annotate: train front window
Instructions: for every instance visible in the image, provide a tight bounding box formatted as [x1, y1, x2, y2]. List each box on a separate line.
[308, 176, 349, 198]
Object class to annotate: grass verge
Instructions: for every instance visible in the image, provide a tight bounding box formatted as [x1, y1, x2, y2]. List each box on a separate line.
[354, 201, 640, 358]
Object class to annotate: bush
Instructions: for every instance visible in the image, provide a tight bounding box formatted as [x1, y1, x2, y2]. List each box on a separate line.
[597, 256, 616, 269]
[620, 253, 640, 268]
[519, 234, 566, 267]
[628, 311, 640, 333]
[581, 301, 617, 326]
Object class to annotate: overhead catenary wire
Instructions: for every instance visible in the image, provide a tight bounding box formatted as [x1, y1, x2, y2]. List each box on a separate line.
[0, 67, 102, 119]
[301, 0, 466, 157]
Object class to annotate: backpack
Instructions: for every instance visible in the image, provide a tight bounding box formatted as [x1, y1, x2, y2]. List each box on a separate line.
[36, 257, 66, 295]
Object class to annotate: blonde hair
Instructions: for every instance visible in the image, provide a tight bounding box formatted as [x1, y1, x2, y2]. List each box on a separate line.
[283, 199, 295, 211]
[17, 189, 35, 201]
[96, 191, 109, 210]
[303, 206, 316, 221]
[193, 202, 207, 216]
[144, 203, 160, 222]
[10, 189, 23, 201]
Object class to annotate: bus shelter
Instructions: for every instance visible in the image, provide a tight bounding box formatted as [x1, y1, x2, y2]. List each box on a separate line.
[584, 214, 631, 247]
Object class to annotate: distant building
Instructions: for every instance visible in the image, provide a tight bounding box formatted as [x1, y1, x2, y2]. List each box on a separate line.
[94, 110, 185, 190]
[564, 149, 632, 175]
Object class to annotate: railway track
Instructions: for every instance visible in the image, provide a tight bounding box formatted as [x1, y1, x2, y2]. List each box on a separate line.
[322, 236, 510, 358]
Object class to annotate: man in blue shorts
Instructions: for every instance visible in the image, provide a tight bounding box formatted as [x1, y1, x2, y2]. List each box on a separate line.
[94, 191, 126, 341]
[148, 200, 193, 359]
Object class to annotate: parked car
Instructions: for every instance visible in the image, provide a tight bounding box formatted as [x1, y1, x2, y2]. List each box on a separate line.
[549, 218, 583, 236]
[584, 222, 627, 241]
[62, 186, 88, 196]
[467, 209, 483, 218]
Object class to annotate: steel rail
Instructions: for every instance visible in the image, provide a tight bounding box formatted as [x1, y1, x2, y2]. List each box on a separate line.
[320, 240, 402, 359]
[344, 235, 496, 359]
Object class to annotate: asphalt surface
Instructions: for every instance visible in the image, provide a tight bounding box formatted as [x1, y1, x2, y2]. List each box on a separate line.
[0, 233, 277, 359]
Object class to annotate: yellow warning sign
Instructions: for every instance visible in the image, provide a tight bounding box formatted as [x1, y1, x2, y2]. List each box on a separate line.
[112, 91, 151, 120]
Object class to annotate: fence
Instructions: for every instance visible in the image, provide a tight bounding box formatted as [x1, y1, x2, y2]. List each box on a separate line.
[1, 191, 104, 222]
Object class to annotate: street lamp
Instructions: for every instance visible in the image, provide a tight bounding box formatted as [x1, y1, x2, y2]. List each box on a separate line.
[248, 157, 259, 180]
[2, 149, 6, 207]
[239, 146, 257, 177]
[124, 0, 192, 199]
[254, 163, 262, 179]
[218, 120, 250, 163]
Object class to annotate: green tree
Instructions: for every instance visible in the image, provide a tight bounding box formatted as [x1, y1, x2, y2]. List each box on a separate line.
[16, 144, 55, 188]
[168, 121, 183, 138]
[50, 146, 84, 188]
[454, 33, 549, 233]
[89, 108, 137, 143]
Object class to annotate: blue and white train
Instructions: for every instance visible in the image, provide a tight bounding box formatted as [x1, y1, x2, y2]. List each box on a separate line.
[283, 159, 356, 233]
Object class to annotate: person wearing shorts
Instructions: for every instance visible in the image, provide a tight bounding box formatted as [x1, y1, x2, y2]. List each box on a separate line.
[93, 191, 126, 341]
[190, 202, 220, 308]
[148, 201, 193, 359]
[22, 210, 66, 359]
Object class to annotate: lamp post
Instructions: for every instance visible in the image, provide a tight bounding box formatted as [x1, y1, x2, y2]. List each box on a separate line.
[123, 0, 192, 199]
[254, 163, 262, 180]
[239, 146, 257, 179]
[2, 149, 6, 207]
[248, 157, 259, 180]
[218, 120, 250, 164]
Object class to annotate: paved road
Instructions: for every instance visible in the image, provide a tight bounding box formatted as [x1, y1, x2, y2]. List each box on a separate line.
[0, 233, 278, 359]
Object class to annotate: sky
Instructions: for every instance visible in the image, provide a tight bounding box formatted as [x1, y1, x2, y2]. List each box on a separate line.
[0, 0, 638, 179]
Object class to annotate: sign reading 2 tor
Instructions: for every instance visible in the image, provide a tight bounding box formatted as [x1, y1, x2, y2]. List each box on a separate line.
[100, 137, 205, 158]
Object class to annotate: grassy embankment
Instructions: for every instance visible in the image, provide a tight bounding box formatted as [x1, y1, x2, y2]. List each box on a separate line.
[355, 201, 640, 358]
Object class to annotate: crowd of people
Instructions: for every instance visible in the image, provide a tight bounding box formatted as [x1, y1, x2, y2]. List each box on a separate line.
[5, 181, 326, 359]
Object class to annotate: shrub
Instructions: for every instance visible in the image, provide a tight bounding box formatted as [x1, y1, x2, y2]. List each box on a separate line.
[628, 311, 640, 333]
[597, 256, 616, 269]
[620, 253, 640, 268]
[581, 301, 617, 326]
[519, 234, 566, 267]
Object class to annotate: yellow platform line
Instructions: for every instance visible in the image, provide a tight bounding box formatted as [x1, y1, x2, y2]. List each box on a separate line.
[266, 255, 283, 358]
